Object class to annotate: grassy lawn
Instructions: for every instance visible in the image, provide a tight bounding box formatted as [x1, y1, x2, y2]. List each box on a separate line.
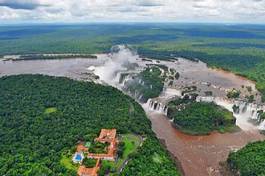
[60, 154, 78, 171]
[44, 107, 58, 114]
[101, 134, 142, 175]
[121, 134, 141, 158]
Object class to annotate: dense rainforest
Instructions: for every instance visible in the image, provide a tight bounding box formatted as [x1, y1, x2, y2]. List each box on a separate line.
[0, 75, 180, 176]
[168, 98, 236, 135]
[227, 141, 265, 176]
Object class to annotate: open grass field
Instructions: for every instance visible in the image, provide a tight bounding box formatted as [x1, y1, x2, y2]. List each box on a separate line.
[60, 154, 78, 172]
[121, 134, 141, 159]
[100, 134, 142, 175]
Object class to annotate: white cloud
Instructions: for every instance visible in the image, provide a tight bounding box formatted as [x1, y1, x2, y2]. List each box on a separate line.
[0, 0, 264, 23]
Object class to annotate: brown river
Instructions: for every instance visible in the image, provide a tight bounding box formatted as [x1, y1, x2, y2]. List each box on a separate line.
[1, 56, 264, 176]
[148, 112, 264, 176]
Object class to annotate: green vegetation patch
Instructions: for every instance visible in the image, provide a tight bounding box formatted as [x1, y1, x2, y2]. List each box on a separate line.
[97, 134, 142, 176]
[44, 107, 58, 114]
[121, 138, 181, 176]
[120, 134, 141, 159]
[89, 141, 109, 154]
[60, 154, 78, 172]
[168, 99, 237, 135]
[152, 153, 163, 164]
[227, 89, 241, 99]
[83, 158, 97, 168]
[227, 141, 265, 176]
[0, 75, 179, 176]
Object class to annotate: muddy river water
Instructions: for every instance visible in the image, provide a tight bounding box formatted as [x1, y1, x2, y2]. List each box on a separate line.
[148, 112, 264, 176]
[1, 56, 264, 176]
[0, 58, 105, 79]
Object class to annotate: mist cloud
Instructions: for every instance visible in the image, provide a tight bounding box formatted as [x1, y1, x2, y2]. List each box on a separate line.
[94, 45, 140, 85]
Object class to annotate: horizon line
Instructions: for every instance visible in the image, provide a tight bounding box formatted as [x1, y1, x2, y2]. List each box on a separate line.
[1, 21, 265, 26]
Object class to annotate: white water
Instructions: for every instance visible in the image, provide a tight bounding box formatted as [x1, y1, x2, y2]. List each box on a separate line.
[94, 45, 141, 86]
[145, 99, 168, 114]
[143, 88, 182, 114]
[196, 96, 265, 131]
[259, 120, 265, 130]
[91, 45, 265, 132]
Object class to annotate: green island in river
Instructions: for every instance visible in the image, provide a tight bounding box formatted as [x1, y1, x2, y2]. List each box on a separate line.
[168, 98, 237, 135]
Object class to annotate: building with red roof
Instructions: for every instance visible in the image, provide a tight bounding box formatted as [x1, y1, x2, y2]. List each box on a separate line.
[75, 129, 118, 176]
[77, 159, 100, 176]
[88, 129, 118, 161]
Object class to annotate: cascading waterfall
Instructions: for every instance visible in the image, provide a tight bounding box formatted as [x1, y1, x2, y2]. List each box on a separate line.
[233, 101, 265, 125]
[143, 88, 182, 115]
[259, 120, 265, 130]
[146, 99, 168, 115]
[196, 96, 265, 131]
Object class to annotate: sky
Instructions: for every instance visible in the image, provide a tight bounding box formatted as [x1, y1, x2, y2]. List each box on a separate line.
[0, 0, 265, 24]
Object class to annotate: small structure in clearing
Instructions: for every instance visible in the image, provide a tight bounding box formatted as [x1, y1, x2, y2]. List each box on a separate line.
[73, 129, 118, 176]
[87, 129, 118, 161]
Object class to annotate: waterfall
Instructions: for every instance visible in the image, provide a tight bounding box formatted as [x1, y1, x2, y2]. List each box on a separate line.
[235, 102, 262, 120]
[138, 94, 143, 101]
[118, 73, 136, 88]
[138, 79, 144, 86]
[146, 99, 168, 115]
[258, 120, 265, 130]
[196, 96, 265, 131]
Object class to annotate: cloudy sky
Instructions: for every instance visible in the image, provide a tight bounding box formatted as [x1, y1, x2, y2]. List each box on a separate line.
[0, 0, 264, 24]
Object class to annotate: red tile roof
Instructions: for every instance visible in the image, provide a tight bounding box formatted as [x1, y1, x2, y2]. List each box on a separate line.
[88, 129, 117, 161]
[76, 129, 118, 176]
[96, 129, 116, 143]
[77, 159, 100, 176]
[77, 143, 88, 152]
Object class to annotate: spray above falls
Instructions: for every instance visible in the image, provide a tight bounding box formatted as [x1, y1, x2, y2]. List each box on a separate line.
[93, 45, 140, 86]
[93, 45, 167, 103]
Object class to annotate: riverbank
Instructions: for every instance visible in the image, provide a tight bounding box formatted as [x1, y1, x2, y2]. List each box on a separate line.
[1, 53, 97, 61]
[146, 112, 265, 176]
[159, 138, 185, 176]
